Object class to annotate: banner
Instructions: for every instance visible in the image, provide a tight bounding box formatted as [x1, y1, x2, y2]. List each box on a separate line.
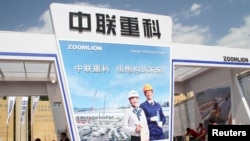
[20, 96, 29, 125]
[6, 96, 16, 125]
[31, 96, 40, 124]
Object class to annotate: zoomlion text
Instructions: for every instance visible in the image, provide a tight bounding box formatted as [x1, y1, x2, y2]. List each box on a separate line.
[67, 44, 102, 51]
[223, 56, 249, 63]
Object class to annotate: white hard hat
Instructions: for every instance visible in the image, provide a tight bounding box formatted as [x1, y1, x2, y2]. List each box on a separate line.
[128, 90, 139, 99]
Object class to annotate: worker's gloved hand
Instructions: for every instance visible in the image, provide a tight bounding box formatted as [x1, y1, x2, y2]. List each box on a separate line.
[150, 116, 158, 121]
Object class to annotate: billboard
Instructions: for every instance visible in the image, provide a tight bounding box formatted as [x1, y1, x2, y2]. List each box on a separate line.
[50, 3, 172, 141]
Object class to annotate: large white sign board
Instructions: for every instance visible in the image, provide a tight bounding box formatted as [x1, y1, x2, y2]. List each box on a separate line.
[50, 3, 173, 141]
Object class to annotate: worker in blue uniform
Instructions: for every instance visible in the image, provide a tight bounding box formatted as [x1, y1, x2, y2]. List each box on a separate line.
[140, 84, 166, 140]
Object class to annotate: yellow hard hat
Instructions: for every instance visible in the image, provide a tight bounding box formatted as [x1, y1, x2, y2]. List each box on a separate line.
[143, 84, 153, 92]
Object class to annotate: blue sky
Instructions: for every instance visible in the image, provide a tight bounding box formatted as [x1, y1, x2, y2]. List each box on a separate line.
[0, 0, 250, 48]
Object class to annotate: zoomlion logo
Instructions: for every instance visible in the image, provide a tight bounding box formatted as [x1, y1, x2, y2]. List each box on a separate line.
[67, 44, 102, 51]
[223, 56, 249, 63]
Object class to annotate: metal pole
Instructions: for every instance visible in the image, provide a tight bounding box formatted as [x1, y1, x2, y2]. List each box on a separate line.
[103, 93, 106, 116]
[20, 117, 22, 141]
[6, 124, 8, 141]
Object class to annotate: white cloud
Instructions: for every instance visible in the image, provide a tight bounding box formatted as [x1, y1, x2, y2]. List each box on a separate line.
[190, 3, 202, 16]
[24, 10, 53, 34]
[170, 3, 204, 25]
[173, 22, 211, 45]
[191, 3, 201, 11]
[24, 2, 111, 34]
[170, 4, 209, 45]
[217, 15, 250, 48]
[74, 2, 110, 8]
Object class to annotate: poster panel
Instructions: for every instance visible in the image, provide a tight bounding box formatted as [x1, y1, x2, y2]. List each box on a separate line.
[59, 40, 171, 141]
[50, 3, 172, 141]
[195, 82, 232, 127]
[32, 101, 57, 141]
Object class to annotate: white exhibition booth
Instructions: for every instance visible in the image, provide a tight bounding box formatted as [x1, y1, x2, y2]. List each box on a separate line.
[0, 3, 250, 141]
